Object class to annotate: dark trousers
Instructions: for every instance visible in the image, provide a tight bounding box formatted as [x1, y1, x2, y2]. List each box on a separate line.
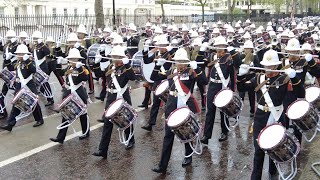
[99, 76, 107, 99]
[251, 112, 279, 180]
[148, 93, 162, 125]
[48, 61, 65, 86]
[7, 103, 43, 126]
[2, 84, 9, 96]
[204, 84, 229, 137]
[56, 113, 89, 141]
[141, 87, 151, 105]
[98, 90, 135, 155]
[88, 71, 94, 92]
[239, 90, 256, 114]
[98, 119, 134, 155]
[158, 123, 193, 169]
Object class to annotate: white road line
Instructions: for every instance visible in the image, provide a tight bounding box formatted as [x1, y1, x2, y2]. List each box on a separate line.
[0, 87, 146, 168]
[0, 108, 145, 168]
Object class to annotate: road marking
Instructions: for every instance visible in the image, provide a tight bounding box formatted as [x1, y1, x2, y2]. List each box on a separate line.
[0, 87, 146, 168]
[0, 107, 145, 168]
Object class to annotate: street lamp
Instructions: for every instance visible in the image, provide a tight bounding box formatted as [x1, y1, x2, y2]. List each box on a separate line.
[113, 0, 116, 30]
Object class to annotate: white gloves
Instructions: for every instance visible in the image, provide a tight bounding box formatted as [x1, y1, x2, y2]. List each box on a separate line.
[122, 57, 129, 65]
[238, 64, 250, 76]
[24, 39, 30, 45]
[37, 39, 43, 44]
[76, 62, 82, 68]
[126, 36, 131, 40]
[57, 57, 66, 64]
[166, 46, 173, 52]
[238, 47, 244, 53]
[156, 58, 166, 66]
[145, 39, 151, 45]
[285, 68, 296, 78]
[95, 55, 102, 64]
[189, 61, 197, 70]
[74, 42, 80, 48]
[227, 46, 235, 52]
[23, 54, 29, 61]
[10, 38, 17, 43]
[5, 52, 12, 60]
[305, 53, 313, 62]
[200, 42, 209, 52]
[56, 41, 61, 48]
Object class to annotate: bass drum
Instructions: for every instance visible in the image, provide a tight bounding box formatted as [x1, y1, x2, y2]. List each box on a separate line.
[132, 51, 155, 83]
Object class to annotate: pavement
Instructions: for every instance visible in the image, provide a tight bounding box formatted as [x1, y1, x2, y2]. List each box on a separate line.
[0, 71, 319, 180]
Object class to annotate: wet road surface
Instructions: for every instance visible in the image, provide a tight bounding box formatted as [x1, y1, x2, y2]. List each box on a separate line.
[0, 75, 318, 180]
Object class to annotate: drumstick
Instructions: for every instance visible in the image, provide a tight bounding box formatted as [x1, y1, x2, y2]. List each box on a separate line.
[248, 67, 286, 73]
[125, 46, 139, 49]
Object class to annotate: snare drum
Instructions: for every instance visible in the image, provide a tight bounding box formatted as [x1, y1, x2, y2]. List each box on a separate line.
[133, 51, 155, 83]
[305, 85, 320, 110]
[154, 80, 169, 103]
[0, 68, 16, 85]
[167, 107, 201, 143]
[56, 93, 87, 123]
[12, 87, 39, 113]
[214, 89, 243, 118]
[33, 69, 49, 87]
[87, 44, 102, 67]
[131, 52, 143, 81]
[286, 99, 319, 131]
[258, 123, 300, 163]
[104, 98, 137, 129]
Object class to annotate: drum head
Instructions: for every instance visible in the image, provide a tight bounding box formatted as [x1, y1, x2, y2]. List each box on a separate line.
[155, 80, 169, 95]
[105, 98, 124, 117]
[258, 124, 285, 149]
[305, 86, 320, 103]
[287, 100, 310, 120]
[214, 89, 233, 108]
[167, 107, 190, 127]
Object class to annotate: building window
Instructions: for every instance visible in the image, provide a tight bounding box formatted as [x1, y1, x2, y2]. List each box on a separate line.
[0, 7, 4, 16]
[52, 8, 56, 17]
[142, 0, 144, 4]
[85, 9, 88, 17]
[214, 3, 219, 8]
[224, 2, 227, 7]
[74, 8, 78, 17]
[14, 7, 19, 16]
[64, 8, 68, 17]
[135, 0, 137, 3]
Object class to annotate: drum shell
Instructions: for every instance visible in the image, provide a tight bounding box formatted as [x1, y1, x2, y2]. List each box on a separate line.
[167, 109, 201, 143]
[215, 91, 242, 118]
[305, 85, 320, 111]
[154, 80, 169, 103]
[12, 88, 39, 113]
[258, 124, 300, 163]
[291, 104, 319, 131]
[57, 94, 87, 123]
[264, 132, 300, 163]
[0, 69, 15, 85]
[105, 100, 137, 129]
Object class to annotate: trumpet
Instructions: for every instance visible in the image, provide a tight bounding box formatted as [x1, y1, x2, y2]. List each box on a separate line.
[227, 36, 234, 43]
[271, 38, 278, 45]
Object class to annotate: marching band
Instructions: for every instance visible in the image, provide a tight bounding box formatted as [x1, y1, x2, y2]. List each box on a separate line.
[0, 16, 320, 180]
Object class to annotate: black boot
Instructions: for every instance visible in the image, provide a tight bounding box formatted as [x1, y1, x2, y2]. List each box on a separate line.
[79, 132, 90, 140]
[92, 150, 107, 158]
[45, 100, 54, 107]
[182, 157, 192, 167]
[152, 165, 166, 173]
[125, 140, 135, 150]
[0, 125, 13, 132]
[200, 136, 209, 145]
[218, 133, 228, 142]
[33, 121, 44, 127]
[49, 138, 64, 144]
[141, 124, 152, 131]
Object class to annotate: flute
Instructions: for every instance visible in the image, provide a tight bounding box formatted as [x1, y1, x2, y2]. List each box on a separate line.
[277, 52, 319, 58]
[248, 67, 286, 73]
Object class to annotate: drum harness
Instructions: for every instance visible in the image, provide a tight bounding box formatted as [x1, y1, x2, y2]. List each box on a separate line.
[15, 64, 38, 120]
[56, 72, 90, 136]
[209, 54, 231, 88]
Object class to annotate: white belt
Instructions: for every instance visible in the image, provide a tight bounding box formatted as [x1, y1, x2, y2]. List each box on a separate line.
[169, 91, 178, 97]
[257, 104, 283, 112]
[210, 78, 222, 83]
[107, 88, 118, 94]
